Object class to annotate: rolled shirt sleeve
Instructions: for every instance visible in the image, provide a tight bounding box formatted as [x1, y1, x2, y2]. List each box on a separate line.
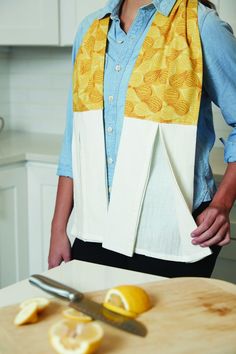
[57, 15, 95, 178]
[56, 35, 80, 178]
[56, 84, 74, 178]
[201, 9, 236, 163]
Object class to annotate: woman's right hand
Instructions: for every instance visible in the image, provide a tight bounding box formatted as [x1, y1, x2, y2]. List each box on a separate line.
[48, 230, 71, 269]
[48, 176, 74, 269]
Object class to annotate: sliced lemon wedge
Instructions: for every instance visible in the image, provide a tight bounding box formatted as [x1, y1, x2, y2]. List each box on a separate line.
[19, 297, 50, 312]
[49, 319, 104, 354]
[14, 302, 38, 326]
[62, 308, 92, 323]
[103, 285, 151, 318]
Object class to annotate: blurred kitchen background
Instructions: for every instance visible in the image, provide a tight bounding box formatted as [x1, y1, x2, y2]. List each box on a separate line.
[0, 0, 235, 288]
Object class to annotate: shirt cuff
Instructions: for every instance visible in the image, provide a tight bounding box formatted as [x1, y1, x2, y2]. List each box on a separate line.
[56, 166, 73, 179]
[224, 140, 236, 163]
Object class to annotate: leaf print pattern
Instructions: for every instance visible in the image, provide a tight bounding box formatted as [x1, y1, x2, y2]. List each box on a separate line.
[73, 0, 202, 126]
[73, 19, 108, 112]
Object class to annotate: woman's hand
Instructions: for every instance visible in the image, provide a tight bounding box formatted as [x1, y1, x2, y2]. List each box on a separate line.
[48, 230, 71, 269]
[191, 204, 231, 247]
[48, 176, 74, 269]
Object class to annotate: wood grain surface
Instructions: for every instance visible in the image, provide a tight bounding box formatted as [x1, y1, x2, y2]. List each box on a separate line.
[0, 277, 236, 354]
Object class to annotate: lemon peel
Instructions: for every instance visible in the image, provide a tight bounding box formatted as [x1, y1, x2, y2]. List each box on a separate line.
[103, 285, 151, 318]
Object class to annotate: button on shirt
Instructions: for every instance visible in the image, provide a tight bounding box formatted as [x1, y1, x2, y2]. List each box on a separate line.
[57, 0, 236, 211]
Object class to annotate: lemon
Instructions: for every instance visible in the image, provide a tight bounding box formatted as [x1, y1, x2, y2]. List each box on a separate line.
[62, 308, 92, 323]
[103, 285, 151, 318]
[19, 297, 50, 312]
[14, 302, 38, 326]
[49, 319, 104, 354]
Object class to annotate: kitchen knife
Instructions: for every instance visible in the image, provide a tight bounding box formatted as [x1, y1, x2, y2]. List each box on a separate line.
[29, 274, 147, 337]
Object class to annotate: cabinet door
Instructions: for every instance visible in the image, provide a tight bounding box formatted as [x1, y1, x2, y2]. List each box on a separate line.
[27, 163, 58, 274]
[0, 0, 59, 45]
[0, 164, 28, 288]
[27, 162, 75, 273]
[60, 0, 107, 46]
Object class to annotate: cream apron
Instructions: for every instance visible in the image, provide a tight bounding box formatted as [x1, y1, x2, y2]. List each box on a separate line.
[71, 0, 212, 262]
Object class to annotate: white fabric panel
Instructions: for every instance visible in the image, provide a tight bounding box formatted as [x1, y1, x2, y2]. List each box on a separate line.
[102, 118, 158, 256]
[71, 110, 108, 241]
[135, 124, 211, 262]
[71, 111, 211, 262]
[71, 112, 81, 238]
[160, 124, 197, 210]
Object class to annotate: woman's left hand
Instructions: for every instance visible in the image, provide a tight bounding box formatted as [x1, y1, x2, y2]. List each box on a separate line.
[191, 204, 231, 247]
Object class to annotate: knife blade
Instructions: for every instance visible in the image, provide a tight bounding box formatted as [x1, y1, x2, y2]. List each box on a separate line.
[29, 274, 147, 337]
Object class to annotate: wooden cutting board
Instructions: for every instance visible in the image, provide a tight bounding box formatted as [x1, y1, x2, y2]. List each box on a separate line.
[0, 277, 236, 354]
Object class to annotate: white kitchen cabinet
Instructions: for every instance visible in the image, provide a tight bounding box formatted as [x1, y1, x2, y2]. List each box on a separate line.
[60, 0, 107, 46]
[0, 164, 28, 288]
[0, 0, 59, 45]
[27, 163, 58, 275]
[0, 162, 59, 288]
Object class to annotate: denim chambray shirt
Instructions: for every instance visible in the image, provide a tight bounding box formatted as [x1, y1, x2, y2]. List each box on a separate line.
[57, 0, 236, 211]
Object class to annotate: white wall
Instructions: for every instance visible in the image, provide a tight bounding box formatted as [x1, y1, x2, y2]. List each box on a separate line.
[0, 47, 10, 130]
[8, 47, 72, 135]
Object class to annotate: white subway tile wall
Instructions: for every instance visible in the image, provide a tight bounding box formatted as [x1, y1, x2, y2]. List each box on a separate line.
[0, 46, 233, 143]
[8, 47, 71, 134]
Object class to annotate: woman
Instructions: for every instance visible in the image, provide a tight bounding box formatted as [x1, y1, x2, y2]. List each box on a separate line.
[48, 0, 236, 278]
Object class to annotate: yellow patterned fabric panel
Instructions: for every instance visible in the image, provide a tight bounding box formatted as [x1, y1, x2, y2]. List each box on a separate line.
[126, 0, 202, 125]
[73, 0, 202, 126]
[73, 18, 109, 112]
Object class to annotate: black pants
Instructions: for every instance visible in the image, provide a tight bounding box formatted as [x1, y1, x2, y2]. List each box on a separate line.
[71, 202, 221, 278]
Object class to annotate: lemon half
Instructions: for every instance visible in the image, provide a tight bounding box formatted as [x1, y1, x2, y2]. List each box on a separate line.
[49, 319, 104, 354]
[14, 302, 38, 326]
[20, 297, 50, 312]
[103, 285, 151, 318]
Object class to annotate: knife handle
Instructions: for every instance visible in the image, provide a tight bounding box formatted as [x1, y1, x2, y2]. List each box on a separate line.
[29, 274, 84, 302]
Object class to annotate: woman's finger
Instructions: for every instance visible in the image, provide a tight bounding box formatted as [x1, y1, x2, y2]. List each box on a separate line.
[218, 231, 231, 246]
[191, 208, 217, 237]
[200, 224, 229, 247]
[192, 215, 227, 245]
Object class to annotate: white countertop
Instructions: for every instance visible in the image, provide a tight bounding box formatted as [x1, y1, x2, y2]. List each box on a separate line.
[0, 130, 227, 177]
[0, 130, 62, 166]
[0, 260, 166, 308]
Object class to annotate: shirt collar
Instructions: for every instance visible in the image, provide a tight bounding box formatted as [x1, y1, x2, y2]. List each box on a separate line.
[98, 0, 177, 19]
